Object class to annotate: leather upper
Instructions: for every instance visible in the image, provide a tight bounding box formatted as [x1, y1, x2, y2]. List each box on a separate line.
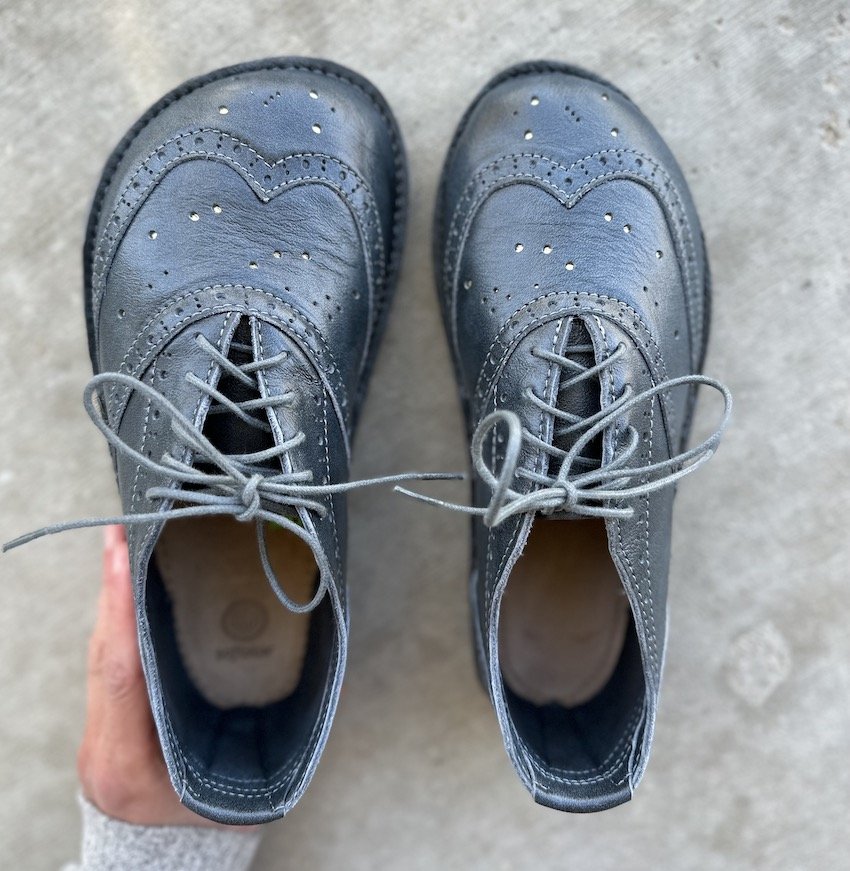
[84, 58, 406, 824]
[434, 62, 710, 812]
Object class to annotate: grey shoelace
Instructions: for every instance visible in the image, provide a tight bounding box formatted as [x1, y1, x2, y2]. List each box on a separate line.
[397, 341, 732, 527]
[3, 335, 455, 614]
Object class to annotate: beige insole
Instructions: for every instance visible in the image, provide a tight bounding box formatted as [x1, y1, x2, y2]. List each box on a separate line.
[156, 516, 317, 709]
[500, 519, 629, 707]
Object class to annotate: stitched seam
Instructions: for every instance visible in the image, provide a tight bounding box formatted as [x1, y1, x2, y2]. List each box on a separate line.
[93, 144, 382, 271]
[524, 701, 643, 784]
[615, 392, 659, 670]
[474, 292, 669, 417]
[481, 293, 675, 435]
[91, 143, 382, 331]
[445, 150, 698, 300]
[129, 359, 157, 513]
[87, 56, 403, 269]
[110, 286, 348, 434]
[595, 314, 618, 445]
[483, 317, 562, 616]
[525, 714, 639, 786]
[444, 151, 700, 364]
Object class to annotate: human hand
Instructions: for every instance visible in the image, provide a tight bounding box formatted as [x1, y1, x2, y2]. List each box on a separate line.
[77, 525, 228, 827]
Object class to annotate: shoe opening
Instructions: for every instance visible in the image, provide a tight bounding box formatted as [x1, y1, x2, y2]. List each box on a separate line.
[498, 517, 645, 811]
[143, 318, 338, 822]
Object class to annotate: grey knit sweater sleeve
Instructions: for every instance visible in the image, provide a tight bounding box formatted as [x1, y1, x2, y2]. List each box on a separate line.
[61, 796, 262, 871]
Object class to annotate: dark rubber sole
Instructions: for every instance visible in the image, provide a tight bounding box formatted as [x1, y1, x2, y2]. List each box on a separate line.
[82, 56, 408, 427]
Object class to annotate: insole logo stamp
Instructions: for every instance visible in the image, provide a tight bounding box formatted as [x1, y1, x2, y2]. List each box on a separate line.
[220, 598, 269, 642]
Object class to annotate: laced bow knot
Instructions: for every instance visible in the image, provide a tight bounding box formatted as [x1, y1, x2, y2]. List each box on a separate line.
[3, 350, 459, 615]
[397, 351, 732, 525]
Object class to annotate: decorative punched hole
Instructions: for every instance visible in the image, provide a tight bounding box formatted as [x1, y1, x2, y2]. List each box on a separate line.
[212, 204, 222, 214]
[309, 89, 319, 99]
[524, 130, 534, 140]
[273, 250, 282, 258]
[674, 329, 680, 339]
[542, 245, 552, 255]
[189, 212, 199, 222]
[463, 279, 473, 290]
[565, 261, 575, 271]
[218, 106, 229, 115]
[117, 308, 125, 319]
[601, 92, 609, 101]
[530, 95, 540, 106]
[301, 251, 311, 260]
[312, 123, 322, 134]
[604, 213, 613, 222]
[656, 250, 663, 259]
[148, 230, 157, 239]
[623, 224, 631, 233]
[610, 128, 619, 137]
[249, 261, 258, 269]
[515, 243, 524, 252]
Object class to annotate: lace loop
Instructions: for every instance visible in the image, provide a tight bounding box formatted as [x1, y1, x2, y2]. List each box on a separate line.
[398, 349, 731, 527]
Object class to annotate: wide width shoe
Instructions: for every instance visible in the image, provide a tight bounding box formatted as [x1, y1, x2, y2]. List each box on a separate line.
[427, 61, 731, 812]
[6, 57, 407, 824]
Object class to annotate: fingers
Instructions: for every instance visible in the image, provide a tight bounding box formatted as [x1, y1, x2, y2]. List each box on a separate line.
[79, 526, 252, 828]
[86, 525, 157, 750]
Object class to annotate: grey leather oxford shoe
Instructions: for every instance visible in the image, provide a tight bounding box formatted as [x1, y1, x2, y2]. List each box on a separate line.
[422, 61, 731, 812]
[6, 58, 409, 824]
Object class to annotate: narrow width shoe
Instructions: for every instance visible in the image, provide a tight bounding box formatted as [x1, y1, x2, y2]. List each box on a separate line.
[6, 58, 407, 824]
[426, 61, 731, 812]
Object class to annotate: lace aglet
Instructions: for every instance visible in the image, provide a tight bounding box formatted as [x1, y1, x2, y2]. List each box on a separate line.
[3, 528, 52, 552]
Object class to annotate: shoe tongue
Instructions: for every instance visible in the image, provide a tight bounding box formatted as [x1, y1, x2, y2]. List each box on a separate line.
[202, 318, 273, 462]
[548, 319, 603, 519]
[552, 320, 602, 460]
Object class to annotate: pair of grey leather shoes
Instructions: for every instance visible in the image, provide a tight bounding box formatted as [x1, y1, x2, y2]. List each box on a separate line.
[6, 58, 730, 824]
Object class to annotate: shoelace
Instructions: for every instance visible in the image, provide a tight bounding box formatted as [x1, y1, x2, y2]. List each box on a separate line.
[397, 342, 732, 527]
[3, 335, 455, 614]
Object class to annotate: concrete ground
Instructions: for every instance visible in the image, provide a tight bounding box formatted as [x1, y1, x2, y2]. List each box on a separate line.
[1, 0, 848, 868]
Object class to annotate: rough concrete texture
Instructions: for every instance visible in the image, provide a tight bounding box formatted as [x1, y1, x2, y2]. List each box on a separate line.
[1, 0, 848, 868]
